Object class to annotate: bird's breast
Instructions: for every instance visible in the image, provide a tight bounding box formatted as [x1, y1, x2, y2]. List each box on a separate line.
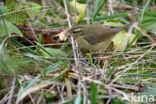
[75, 36, 113, 51]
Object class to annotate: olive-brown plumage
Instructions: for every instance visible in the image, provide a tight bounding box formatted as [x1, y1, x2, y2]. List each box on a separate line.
[66, 24, 131, 51]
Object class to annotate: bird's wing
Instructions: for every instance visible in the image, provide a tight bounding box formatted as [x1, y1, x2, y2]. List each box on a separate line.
[84, 26, 122, 45]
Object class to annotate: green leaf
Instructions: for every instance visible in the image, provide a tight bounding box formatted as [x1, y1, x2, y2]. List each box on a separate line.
[0, 20, 23, 37]
[106, 55, 121, 83]
[117, 78, 139, 83]
[36, 42, 54, 57]
[41, 47, 68, 58]
[0, 6, 7, 15]
[143, 86, 156, 96]
[140, 0, 151, 23]
[141, 9, 156, 33]
[74, 96, 81, 104]
[44, 61, 64, 74]
[94, 13, 129, 21]
[93, 0, 107, 20]
[11, 38, 40, 55]
[16, 75, 41, 104]
[26, 2, 41, 20]
[127, 73, 156, 77]
[88, 53, 93, 66]
[6, 0, 14, 6]
[94, 0, 99, 15]
[6, 2, 28, 24]
[91, 83, 97, 104]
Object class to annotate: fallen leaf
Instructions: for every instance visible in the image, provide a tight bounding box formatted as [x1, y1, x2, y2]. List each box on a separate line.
[57, 31, 67, 41]
[70, 0, 86, 23]
[112, 30, 136, 50]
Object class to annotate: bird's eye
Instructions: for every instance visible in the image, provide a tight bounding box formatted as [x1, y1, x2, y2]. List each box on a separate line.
[72, 28, 83, 34]
[72, 31, 77, 34]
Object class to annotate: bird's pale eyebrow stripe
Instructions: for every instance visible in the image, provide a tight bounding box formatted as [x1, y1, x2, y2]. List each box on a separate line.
[72, 28, 83, 33]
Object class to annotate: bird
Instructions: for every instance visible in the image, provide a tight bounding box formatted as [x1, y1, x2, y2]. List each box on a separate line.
[64, 24, 132, 52]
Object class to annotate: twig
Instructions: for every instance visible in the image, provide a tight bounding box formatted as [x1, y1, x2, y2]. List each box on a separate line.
[125, 22, 137, 49]
[7, 78, 16, 104]
[57, 85, 65, 102]
[110, 44, 155, 85]
[110, 84, 139, 91]
[16, 25, 62, 34]
[28, 93, 35, 104]
[136, 26, 156, 43]
[86, 0, 90, 24]
[27, 20, 38, 41]
[0, 93, 9, 104]
[108, 0, 114, 15]
[0, 35, 20, 52]
[65, 77, 72, 98]
[0, 6, 55, 17]
[63, 0, 79, 66]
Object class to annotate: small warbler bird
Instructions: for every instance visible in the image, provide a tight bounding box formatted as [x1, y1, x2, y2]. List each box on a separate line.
[65, 24, 131, 52]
